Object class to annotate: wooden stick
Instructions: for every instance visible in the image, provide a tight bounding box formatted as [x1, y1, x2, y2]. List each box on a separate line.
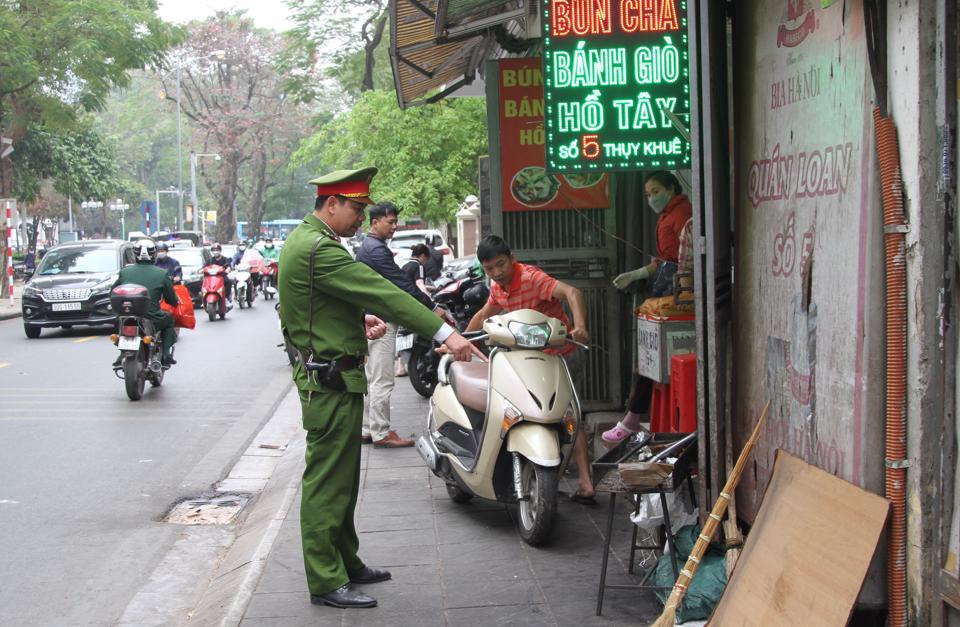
[650, 400, 771, 627]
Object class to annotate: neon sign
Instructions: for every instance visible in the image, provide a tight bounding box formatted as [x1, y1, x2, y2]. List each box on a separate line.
[543, 0, 690, 172]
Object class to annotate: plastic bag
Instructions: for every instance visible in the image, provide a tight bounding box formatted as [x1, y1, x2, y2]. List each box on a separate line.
[652, 524, 727, 623]
[630, 484, 698, 536]
[161, 284, 196, 329]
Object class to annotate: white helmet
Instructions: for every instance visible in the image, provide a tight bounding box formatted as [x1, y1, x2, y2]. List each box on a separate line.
[134, 239, 157, 263]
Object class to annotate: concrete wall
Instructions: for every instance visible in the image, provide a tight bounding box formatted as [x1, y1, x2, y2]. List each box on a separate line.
[886, 1, 947, 623]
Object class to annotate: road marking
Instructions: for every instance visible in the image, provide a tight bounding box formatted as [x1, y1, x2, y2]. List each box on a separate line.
[0, 500, 19, 505]
[0, 362, 10, 369]
[73, 336, 99, 344]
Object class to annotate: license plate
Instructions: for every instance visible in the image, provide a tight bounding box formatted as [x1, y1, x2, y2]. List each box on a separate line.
[395, 333, 415, 352]
[118, 336, 141, 351]
[51, 302, 82, 312]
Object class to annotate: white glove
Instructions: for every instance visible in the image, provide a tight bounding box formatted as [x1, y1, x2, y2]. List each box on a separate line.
[612, 267, 650, 290]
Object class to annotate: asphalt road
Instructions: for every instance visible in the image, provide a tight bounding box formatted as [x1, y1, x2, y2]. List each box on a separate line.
[0, 295, 293, 626]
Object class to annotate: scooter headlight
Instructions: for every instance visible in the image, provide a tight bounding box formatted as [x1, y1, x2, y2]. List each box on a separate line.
[507, 321, 550, 348]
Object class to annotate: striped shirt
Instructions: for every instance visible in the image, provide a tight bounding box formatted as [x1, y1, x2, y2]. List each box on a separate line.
[488, 262, 574, 356]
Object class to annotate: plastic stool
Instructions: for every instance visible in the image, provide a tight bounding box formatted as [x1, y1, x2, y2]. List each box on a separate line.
[649, 382, 672, 432]
[670, 353, 697, 433]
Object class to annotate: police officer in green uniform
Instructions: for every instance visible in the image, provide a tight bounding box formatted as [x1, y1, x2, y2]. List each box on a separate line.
[278, 167, 483, 609]
[113, 239, 179, 365]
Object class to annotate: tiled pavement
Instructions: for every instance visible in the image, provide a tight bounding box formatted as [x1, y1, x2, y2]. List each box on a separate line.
[240, 379, 662, 627]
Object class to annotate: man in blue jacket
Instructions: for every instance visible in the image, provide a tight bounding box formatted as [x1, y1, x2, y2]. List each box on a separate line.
[357, 202, 448, 447]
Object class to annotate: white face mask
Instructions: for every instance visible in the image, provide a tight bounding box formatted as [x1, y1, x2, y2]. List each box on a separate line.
[157, 252, 167, 260]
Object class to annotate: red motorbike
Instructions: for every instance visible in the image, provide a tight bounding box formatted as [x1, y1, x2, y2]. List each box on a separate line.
[201, 264, 232, 321]
[261, 259, 278, 300]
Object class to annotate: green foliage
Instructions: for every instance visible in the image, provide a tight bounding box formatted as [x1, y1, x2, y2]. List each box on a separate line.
[95, 72, 180, 202]
[280, 0, 387, 102]
[12, 123, 121, 204]
[0, 0, 182, 121]
[293, 90, 487, 224]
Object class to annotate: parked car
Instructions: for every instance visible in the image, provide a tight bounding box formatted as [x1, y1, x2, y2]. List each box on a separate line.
[167, 246, 212, 307]
[390, 229, 455, 267]
[21, 240, 134, 338]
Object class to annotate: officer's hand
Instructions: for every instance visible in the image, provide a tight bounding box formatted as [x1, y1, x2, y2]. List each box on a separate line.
[442, 332, 488, 362]
[364, 314, 387, 340]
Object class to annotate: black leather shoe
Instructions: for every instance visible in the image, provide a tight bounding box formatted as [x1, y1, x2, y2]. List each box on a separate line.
[349, 565, 392, 584]
[161, 356, 177, 366]
[310, 585, 377, 608]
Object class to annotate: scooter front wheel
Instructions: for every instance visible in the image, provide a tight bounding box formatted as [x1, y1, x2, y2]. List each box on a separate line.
[516, 461, 559, 546]
[409, 343, 439, 398]
[206, 302, 217, 321]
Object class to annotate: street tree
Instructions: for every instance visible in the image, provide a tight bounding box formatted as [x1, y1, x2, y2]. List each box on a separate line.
[165, 12, 302, 243]
[292, 89, 487, 224]
[11, 123, 124, 249]
[281, 0, 389, 101]
[0, 0, 179, 196]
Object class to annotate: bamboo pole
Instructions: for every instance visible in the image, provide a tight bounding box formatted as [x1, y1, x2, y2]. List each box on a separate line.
[649, 400, 771, 627]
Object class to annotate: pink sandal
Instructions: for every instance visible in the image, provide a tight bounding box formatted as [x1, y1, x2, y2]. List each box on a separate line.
[602, 421, 640, 444]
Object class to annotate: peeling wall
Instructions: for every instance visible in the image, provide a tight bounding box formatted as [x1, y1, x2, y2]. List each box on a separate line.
[732, 0, 885, 525]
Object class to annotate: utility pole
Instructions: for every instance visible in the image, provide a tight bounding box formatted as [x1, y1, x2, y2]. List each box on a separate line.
[176, 64, 184, 231]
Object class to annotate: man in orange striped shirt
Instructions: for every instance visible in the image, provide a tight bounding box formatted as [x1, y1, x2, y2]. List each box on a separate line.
[465, 235, 596, 503]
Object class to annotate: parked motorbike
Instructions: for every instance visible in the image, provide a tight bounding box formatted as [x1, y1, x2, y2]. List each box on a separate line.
[201, 264, 232, 321]
[109, 284, 171, 401]
[417, 309, 582, 545]
[261, 259, 278, 300]
[231, 263, 255, 309]
[402, 264, 490, 398]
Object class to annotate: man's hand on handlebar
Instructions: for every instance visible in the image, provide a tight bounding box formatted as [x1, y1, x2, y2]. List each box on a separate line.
[570, 326, 590, 344]
[442, 332, 488, 362]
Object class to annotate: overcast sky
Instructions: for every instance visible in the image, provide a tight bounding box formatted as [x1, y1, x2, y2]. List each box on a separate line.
[157, 0, 294, 32]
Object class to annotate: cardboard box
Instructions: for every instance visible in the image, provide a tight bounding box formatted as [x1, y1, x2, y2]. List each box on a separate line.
[636, 315, 695, 383]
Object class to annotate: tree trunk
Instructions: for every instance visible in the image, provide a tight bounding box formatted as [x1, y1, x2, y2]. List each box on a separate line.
[245, 147, 269, 238]
[361, 15, 388, 92]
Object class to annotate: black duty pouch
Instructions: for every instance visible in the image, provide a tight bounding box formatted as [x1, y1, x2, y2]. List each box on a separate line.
[305, 361, 347, 392]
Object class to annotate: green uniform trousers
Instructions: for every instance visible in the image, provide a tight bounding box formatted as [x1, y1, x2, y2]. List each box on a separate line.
[146, 310, 176, 360]
[299, 387, 366, 595]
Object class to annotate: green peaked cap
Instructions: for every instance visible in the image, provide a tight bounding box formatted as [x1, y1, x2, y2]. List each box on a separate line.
[309, 167, 379, 204]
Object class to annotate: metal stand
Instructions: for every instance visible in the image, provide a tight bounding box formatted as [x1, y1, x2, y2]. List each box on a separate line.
[592, 432, 697, 616]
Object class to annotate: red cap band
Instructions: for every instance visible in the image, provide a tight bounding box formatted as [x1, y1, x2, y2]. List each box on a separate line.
[315, 180, 371, 198]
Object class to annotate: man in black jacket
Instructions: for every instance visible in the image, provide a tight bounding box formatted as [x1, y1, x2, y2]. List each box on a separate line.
[357, 203, 448, 448]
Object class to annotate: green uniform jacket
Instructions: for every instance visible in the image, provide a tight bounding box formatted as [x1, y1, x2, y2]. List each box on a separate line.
[278, 214, 443, 397]
[113, 263, 179, 313]
[260, 247, 280, 261]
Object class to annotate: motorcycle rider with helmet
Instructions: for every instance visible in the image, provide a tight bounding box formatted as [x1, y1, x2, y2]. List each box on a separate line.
[261, 237, 280, 261]
[204, 243, 235, 306]
[113, 239, 179, 366]
[154, 242, 183, 283]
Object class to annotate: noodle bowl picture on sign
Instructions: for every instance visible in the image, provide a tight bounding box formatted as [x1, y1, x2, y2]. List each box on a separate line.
[511, 167, 562, 207]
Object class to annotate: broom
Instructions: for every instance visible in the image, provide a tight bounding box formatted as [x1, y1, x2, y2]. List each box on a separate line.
[649, 400, 771, 627]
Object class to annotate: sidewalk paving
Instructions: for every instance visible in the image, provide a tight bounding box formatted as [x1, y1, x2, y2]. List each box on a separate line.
[240, 379, 662, 627]
[0, 281, 23, 320]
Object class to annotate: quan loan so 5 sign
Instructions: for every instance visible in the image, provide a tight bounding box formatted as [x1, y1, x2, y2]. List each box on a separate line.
[543, 0, 690, 172]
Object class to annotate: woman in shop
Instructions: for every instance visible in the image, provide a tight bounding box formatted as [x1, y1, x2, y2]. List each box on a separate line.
[603, 170, 693, 444]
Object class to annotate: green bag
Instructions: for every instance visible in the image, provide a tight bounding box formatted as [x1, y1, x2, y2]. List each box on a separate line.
[652, 524, 728, 623]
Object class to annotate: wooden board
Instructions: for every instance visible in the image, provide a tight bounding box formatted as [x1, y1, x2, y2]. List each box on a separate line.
[709, 451, 890, 626]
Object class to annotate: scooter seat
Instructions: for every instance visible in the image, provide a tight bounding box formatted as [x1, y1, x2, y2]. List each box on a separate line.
[449, 361, 489, 413]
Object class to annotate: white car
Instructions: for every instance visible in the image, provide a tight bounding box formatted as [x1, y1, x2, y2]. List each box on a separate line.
[389, 229, 455, 267]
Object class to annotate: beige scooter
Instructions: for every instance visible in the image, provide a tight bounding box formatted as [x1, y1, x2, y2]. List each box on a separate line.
[416, 309, 583, 546]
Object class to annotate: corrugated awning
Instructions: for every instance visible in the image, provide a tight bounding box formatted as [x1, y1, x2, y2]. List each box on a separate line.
[389, 0, 527, 108]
